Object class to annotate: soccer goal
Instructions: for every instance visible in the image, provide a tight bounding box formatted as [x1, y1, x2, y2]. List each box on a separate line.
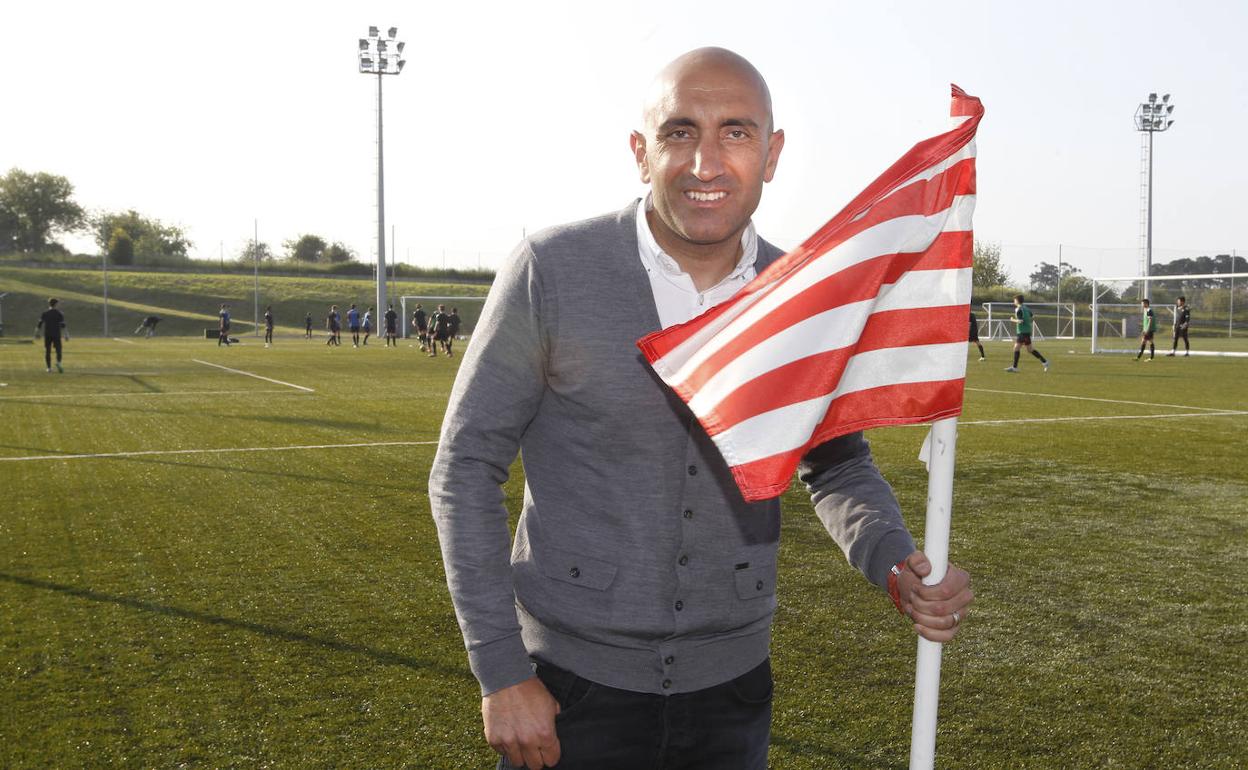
[1089, 272, 1248, 356]
[398, 296, 488, 340]
[980, 302, 1075, 341]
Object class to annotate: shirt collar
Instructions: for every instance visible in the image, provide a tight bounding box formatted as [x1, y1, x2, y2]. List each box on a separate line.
[635, 196, 757, 286]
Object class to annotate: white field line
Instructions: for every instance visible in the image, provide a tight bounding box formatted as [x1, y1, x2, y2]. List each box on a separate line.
[965, 387, 1247, 415]
[0, 388, 292, 401]
[192, 359, 315, 393]
[112, 337, 139, 345]
[0, 440, 438, 463]
[952, 411, 1248, 427]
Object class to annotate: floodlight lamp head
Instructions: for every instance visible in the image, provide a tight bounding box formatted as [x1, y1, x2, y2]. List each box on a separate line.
[388, 26, 397, 38]
[1162, 93, 1170, 103]
[358, 38, 368, 50]
[1167, 119, 1175, 129]
[378, 40, 387, 51]
[396, 41, 405, 54]
[1148, 92, 1157, 102]
[361, 56, 373, 70]
[368, 26, 379, 37]
[397, 59, 406, 72]
[1166, 104, 1174, 114]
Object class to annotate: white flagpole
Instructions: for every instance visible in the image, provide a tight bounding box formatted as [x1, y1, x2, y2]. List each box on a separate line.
[910, 416, 958, 769]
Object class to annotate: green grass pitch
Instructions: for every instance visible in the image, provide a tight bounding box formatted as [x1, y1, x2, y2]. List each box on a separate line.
[1, 335, 1244, 768]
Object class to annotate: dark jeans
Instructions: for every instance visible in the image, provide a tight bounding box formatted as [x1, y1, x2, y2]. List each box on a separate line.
[499, 658, 772, 770]
[44, 336, 62, 367]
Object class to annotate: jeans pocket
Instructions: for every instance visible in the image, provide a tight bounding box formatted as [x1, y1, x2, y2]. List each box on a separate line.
[536, 662, 598, 720]
[729, 658, 774, 706]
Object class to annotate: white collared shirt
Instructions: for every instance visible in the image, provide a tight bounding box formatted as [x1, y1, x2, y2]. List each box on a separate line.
[635, 198, 758, 329]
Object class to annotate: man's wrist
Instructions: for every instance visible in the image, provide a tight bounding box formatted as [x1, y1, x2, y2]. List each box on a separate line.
[887, 559, 909, 617]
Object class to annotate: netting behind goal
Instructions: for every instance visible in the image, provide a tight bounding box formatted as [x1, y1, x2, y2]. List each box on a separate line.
[399, 296, 488, 340]
[1089, 273, 1248, 357]
[979, 302, 1075, 341]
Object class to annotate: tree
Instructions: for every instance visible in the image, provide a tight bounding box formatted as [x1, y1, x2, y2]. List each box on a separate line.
[972, 240, 1009, 287]
[92, 209, 191, 263]
[1029, 261, 1081, 294]
[107, 227, 135, 266]
[323, 241, 356, 264]
[238, 240, 275, 264]
[284, 234, 327, 264]
[0, 168, 86, 253]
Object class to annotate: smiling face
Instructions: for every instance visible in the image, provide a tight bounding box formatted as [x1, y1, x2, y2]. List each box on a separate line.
[631, 49, 784, 261]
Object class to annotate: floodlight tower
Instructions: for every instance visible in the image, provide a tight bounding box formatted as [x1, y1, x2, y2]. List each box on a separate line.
[1134, 92, 1175, 300]
[358, 26, 406, 318]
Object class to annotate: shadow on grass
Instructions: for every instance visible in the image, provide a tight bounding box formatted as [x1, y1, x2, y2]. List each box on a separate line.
[0, 572, 470, 681]
[768, 733, 901, 768]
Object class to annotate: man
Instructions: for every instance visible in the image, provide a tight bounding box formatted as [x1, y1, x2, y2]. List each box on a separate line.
[263, 305, 274, 348]
[430, 48, 973, 770]
[347, 304, 361, 347]
[35, 297, 67, 373]
[1135, 298, 1156, 361]
[326, 305, 341, 346]
[384, 304, 399, 347]
[1167, 295, 1191, 357]
[445, 307, 462, 357]
[362, 306, 374, 346]
[1004, 293, 1048, 372]
[968, 307, 985, 361]
[412, 304, 428, 351]
[305, 312, 314, 339]
[134, 315, 161, 337]
[218, 304, 231, 346]
[428, 304, 449, 357]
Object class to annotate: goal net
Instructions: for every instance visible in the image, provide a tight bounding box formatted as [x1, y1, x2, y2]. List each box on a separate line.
[1089, 272, 1248, 357]
[398, 296, 488, 341]
[979, 302, 1075, 341]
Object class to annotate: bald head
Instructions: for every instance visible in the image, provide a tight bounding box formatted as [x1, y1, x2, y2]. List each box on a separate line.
[642, 47, 774, 133]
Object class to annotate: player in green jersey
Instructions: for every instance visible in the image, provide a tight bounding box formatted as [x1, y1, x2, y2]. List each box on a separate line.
[1004, 294, 1049, 373]
[1135, 298, 1156, 361]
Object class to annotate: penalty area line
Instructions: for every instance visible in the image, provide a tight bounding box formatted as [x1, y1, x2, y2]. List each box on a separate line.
[0, 440, 439, 463]
[905, 411, 1248, 428]
[112, 337, 139, 345]
[192, 359, 315, 393]
[0, 388, 294, 401]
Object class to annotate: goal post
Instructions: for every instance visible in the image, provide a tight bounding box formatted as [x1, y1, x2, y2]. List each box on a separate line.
[1089, 272, 1248, 356]
[398, 296, 488, 340]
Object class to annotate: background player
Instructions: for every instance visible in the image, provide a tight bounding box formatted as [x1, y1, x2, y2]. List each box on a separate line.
[326, 305, 341, 346]
[218, 304, 232, 346]
[1135, 298, 1156, 361]
[35, 297, 67, 373]
[1005, 294, 1048, 373]
[362, 306, 373, 346]
[444, 307, 462, 357]
[347, 304, 361, 347]
[1167, 295, 1191, 357]
[412, 304, 428, 352]
[305, 312, 313, 339]
[384, 304, 398, 347]
[263, 305, 274, 347]
[968, 307, 985, 361]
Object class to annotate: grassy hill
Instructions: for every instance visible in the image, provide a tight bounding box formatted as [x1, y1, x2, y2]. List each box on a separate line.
[0, 266, 490, 338]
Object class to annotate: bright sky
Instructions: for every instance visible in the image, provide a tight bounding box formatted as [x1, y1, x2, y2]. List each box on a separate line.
[2, 0, 1244, 282]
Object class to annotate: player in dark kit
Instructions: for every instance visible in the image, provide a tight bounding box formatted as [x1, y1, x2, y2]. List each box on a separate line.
[347, 304, 361, 347]
[264, 305, 274, 347]
[305, 312, 314, 339]
[362, 307, 373, 346]
[412, 304, 428, 352]
[135, 315, 161, 337]
[326, 305, 342, 346]
[428, 304, 450, 357]
[968, 308, 985, 361]
[384, 304, 398, 347]
[1135, 298, 1156, 361]
[445, 307, 462, 357]
[1004, 294, 1048, 373]
[35, 297, 67, 373]
[1167, 295, 1191, 357]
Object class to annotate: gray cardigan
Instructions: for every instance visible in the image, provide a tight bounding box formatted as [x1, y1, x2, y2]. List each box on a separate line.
[429, 201, 916, 696]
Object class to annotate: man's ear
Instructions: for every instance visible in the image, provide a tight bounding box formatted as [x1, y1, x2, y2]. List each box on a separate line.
[630, 131, 650, 184]
[763, 128, 785, 183]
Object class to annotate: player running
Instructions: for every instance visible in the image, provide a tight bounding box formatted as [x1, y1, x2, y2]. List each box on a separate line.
[384, 304, 398, 347]
[1135, 298, 1156, 361]
[1004, 294, 1049, 373]
[445, 307, 462, 357]
[35, 297, 67, 373]
[362, 307, 373, 346]
[1167, 295, 1191, 357]
[264, 305, 274, 347]
[218, 304, 232, 346]
[347, 304, 361, 347]
[968, 308, 985, 361]
[134, 315, 161, 337]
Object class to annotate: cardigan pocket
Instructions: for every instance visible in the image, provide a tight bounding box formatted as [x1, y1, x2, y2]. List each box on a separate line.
[537, 546, 619, 592]
[733, 564, 776, 601]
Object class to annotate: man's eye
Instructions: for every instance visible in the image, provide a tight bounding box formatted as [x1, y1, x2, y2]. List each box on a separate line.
[668, 129, 690, 139]
[727, 129, 748, 139]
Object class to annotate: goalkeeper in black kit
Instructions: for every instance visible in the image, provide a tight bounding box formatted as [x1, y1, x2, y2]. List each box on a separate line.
[1167, 296, 1191, 357]
[35, 297, 67, 373]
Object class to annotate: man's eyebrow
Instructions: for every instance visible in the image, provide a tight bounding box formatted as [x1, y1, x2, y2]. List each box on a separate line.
[656, 118, 697, 133]
[721, 118, 760, 130]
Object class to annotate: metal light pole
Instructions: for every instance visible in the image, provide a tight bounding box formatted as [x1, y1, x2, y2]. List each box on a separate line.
[1134, 92, 1175, 301]
[358, 26, 406, 320]
[253, 219, 260, 336]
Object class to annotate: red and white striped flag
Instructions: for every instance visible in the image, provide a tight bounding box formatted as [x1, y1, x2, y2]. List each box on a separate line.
[638, 86, 984, 502]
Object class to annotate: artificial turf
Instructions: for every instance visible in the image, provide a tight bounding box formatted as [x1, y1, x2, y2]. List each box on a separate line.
[1, 333, 1244, 768]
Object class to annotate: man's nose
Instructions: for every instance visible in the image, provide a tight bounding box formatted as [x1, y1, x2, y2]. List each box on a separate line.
[691, 136, 725, 182]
